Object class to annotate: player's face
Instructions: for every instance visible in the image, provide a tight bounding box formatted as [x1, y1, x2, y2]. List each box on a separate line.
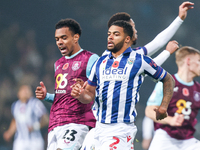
[189, 54, 200, 77]
[129, 19, 137, 45]
[55, 27, 76, 56]
[18, 86, 32, 102]
[107, 25, 125, 53]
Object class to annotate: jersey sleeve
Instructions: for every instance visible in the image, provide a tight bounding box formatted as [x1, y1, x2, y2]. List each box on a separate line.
[133, 47, 148, 55]
[86, 54, 99, 78]
[87, 59, 98, 86]
[147, 81, 163, 106]
[142, 55, 167, 81]
[153, 50, 170, 66]
[144, 16, 183, 56]
[44, 93, 55, 103]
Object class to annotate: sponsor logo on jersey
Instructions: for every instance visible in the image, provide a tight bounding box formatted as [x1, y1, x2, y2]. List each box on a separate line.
[55, 89, 66, 94]
[62, 63, 69, 70]
[127, 135, 132, 142]
[194, 91, 200, 101]
[72, 61, 81, 71]
[182, 88, 189, 96]
[102, 67, 128, 81]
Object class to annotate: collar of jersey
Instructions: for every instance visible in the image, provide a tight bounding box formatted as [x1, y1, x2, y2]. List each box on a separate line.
[64, 49, 83, 59]
[108, 47, 132, 58]
[175, 73, 194, 86]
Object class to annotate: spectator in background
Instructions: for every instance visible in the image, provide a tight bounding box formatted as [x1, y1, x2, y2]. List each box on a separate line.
[3, 85, 49, 150]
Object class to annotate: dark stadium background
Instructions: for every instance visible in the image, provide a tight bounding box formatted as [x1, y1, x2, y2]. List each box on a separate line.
[0, 0, 200, 149]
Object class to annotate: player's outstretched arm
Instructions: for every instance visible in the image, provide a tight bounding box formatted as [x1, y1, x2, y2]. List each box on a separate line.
[144, 2, 193, 57]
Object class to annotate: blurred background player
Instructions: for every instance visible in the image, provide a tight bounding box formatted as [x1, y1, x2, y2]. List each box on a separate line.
[146, 46, 200, 150]
[35, 18, 99, 150]
[3, 85, 49, 150]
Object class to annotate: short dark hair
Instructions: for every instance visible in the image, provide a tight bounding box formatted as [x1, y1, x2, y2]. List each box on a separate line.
[110, 20, 133, 39]
[107, 12, 131, 28]
[55, 18, 82, 36]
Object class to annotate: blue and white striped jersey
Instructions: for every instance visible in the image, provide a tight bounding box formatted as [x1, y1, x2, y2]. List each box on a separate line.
[11, 97, 47, 141]
[88, 47, 167, 124]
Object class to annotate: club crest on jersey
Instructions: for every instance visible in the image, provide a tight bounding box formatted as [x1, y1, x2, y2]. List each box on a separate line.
[72, 61, 81, 71]
[127, 58, 135, 65]
[62, 63, 69, 70]
[194, 91, 200, 101]
[182, 88, 189, 96]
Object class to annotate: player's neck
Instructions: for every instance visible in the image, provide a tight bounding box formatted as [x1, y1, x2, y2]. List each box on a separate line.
[177, 69, 194, 83]
[73, 44, 82, 54]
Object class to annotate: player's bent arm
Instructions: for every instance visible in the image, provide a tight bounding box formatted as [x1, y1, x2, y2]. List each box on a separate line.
[78, 84, 96, 104]
[145, 105, 172, 124]
[145, 105, 184, 126]
[155, 73, 175, 120]
[153, 40, 179, 66]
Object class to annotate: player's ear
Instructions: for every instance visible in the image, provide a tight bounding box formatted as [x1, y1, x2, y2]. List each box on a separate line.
[125, 36, 131, 44]
[74, 34, 80, 43]
[186, 57, 190, 66]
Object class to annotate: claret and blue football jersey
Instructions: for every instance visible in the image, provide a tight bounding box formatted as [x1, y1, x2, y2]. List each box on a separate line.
[88, 47, 167, 124]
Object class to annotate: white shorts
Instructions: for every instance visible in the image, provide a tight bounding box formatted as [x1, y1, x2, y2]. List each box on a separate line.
[13, 138, 44, 150]
[92, 122, 137, 150]
[47, 123, 89, 150]
[80, 128, 100, 150]
[149, 129, 200, 150]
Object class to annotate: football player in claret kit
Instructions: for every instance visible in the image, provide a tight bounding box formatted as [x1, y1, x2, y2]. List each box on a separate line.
[146, 46, 200, 150]
[35, 18, 99, 150]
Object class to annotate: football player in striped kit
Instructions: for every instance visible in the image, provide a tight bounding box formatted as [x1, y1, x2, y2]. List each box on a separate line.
[3, 85, 49, 150]
[146, 46, 200, 150]
[71, 20, 175, 150]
